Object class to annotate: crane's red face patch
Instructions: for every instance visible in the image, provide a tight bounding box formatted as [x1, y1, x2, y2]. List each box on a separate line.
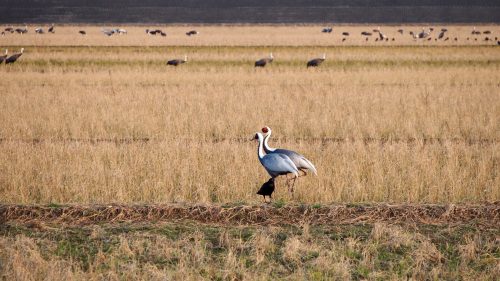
[262, 127, 269, 133]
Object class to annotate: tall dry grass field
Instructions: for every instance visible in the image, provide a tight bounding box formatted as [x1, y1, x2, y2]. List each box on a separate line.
[0, 25, 499, 204]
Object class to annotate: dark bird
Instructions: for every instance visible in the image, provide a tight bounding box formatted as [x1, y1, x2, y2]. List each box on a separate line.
[322, 27, 332, 33]
[472, 27, 481, 35]
[427, 37, 432, 41]
[483, 30, 491, 34]
[160, 31, 167, 37]
[361, 31, 372, 36]
[186, 30, 199, 36]
[441, 28, 448, 32]
[5, 48, 23, 64]
[255, 53, 273, 67]
[79, 30, 86, 35]
[307, 53, 326, 68]
[0, 49, 8, 64]
[342, 32, 349, 36]
[1, 32, 4, 36]
[497, 41, 500, 46]
[438, 30, 446, 39]
[167, 55, 188, 66]
[397, 29, 404, 34]
[35, 27, 44, 34]
[5, 26, 14, 33]
[48, 24, 54, 33]
[429, 27, 434, 32]
[342, 38, 346, 42]
[444, 37, 449, 41]
[454, 37, 458, 41]
[391, 38, 395, 41]
[257, 178, 275, 203]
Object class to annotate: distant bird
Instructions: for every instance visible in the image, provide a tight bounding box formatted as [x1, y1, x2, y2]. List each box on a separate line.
[0, 49, 8, 64]
[256, 178, 275, 203]
[342, 32, 349, 36]
[48, 24, 54, 33]
[115, 28, 127, 34]
[167, 55, 188, 66]
[397, 29, 404, 34]
[361, 31, 372, 36]
[342, 38, 346, 42]
[102, 29, 115, 36]
[441, 28, 448, 32]
[471, 27, 481, 35]
[35, 27, 44, 34]
[429, 27, 434, 32]
[5, 26, 14, 33]
[409, 31, 418, 40]
[391, 38, 395, 41]
[15, 25, 28, 34]
[484, 37, 490, 41]
[1, 32, 4, 36]
[375, 38, 379, 42]
[365, 37, 369, 41]
[438, 30, 446, 39]
[79, 30, 86, 35]
[307, 53, 326, 67]
[322, 27, 332, 33]
[497, 41, 500, 46]
[5, 48, 23, 64]
[454, 37, 458, 41]
[186, 30, 199, 36]
[444, 37, 449, 41]
[254, 132, 299, 194]
[262, 127, 317, 177]
[483, 30, 491, 34]
[418, 28, 430, 38]
[427, 37, 432, 41]
[255, 53, 273, 67]
[160, 31, 167, 37]
[376, 27, 387, 40]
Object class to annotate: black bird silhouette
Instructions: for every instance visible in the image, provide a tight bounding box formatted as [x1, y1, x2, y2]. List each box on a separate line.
[257, 178, 275, 203]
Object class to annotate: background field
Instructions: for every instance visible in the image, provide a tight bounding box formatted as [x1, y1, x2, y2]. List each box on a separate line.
[0, 25, 499, 280]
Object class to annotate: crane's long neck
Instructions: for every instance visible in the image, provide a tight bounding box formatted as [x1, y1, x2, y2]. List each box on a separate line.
[263, 131, 276, 153]
[257, 135, 265, 159]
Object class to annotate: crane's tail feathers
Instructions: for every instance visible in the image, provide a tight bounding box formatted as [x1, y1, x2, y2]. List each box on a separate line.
[302, 158, 318, 176]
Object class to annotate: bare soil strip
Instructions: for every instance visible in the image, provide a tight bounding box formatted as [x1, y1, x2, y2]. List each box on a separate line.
[1, 203, 498, 227]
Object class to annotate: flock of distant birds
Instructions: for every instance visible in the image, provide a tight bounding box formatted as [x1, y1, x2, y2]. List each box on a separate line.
[1, 24, 498, 67]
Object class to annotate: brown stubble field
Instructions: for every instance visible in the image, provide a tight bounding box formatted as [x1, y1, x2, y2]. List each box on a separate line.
[0, 25, 499, 280]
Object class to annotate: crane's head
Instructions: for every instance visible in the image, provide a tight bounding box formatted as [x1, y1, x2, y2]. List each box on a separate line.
[261, 126, 271, 134]
[20, 48, 24, 53]
[253, 132, 263, 141]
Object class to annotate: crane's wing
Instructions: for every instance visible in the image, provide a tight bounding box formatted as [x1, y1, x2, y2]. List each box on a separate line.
[262, 154, 299, 177]
[274, 149, 317, 175]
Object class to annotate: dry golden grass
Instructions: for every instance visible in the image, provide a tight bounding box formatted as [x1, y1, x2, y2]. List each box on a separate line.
[0, 25, 499, 204]
[1, 222, 498, 280]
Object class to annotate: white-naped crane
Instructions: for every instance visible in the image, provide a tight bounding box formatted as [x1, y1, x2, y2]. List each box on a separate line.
[35, 27, 44, 34]
[186, 30, 199, 36]
[254, 132, 299, 195]
[15, 25, 28, 34]
[307, 53, 326, 67]
[0, 49, 8, 64]
[322, 27, 332, 33]
[5, 26, 14, 33]
[101, 28, 115, 36]
[255, 52, 273, 67]
[167, 55, 188, 66]
[5, 48, 23, 64]
[375, 27, 387, 41]
[79, 30, 86, 35]
[418, 28, 430, 39]
[261, 127, 317, 177]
